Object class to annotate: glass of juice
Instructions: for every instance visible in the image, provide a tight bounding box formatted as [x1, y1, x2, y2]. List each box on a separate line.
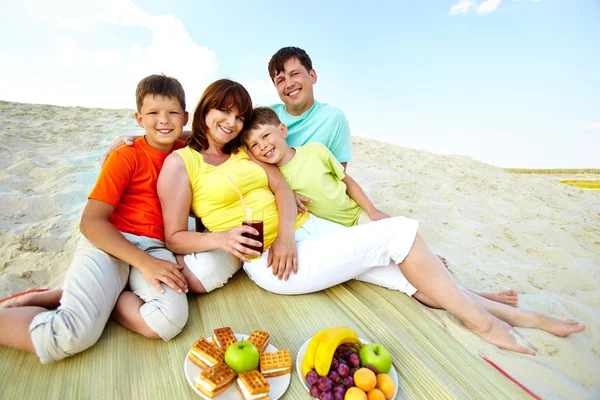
[242, 208, 264, 255]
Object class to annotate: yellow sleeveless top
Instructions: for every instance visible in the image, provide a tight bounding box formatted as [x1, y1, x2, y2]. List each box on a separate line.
[175, 146, 308, 250]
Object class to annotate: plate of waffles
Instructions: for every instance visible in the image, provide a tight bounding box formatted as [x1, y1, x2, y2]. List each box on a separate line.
[184, 328, 292, 399]
[296, 336, 399, 399]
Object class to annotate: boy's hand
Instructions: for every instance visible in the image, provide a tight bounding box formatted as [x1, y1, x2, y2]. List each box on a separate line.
[267, 234, 298, 281]
[100, 136, 136, 166]
[368, 208, 390, 221]
[139, 257, 188, 294]
[294, 193, 312, 214]
[217, 226, 262, 263]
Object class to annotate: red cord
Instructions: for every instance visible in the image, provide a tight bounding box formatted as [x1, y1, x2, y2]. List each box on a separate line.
[482, 356, 542, 400]
[0, 288, 50, 304]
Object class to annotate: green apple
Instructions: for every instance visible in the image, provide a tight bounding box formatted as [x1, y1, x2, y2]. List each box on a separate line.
[359, 343, 393, 374]
[224, 341, 259, 373]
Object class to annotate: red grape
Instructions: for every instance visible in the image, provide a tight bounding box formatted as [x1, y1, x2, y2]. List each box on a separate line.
[318, 377, 333, 392]
[320, 391, 333, 400]
[343, 376, 354, 388]
[309, 384, 322, 398]
[337, 363, 349, 378]
[364, 365, 377, 374]
[348, 353, 360, 367]
[332, 385, 346, 400]
[330, 358, 339, 370]
[306, 370, 319, 385]
[328, 370, 340, 383]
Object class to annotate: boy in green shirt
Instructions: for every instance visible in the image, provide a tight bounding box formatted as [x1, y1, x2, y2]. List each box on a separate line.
[242, 107, 520, 307]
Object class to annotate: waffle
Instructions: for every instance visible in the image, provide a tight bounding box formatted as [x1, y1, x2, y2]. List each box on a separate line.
[213, 327, 237, 350]
[247, 330, 270, 352]
[195, 361, 236, 398]
[236, 370, 270, 400]
[260, 349, 292, 377]
[188, 338, 225, 369]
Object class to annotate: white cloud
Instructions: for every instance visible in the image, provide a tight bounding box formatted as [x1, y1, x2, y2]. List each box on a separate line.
[449, 0, 502, 15]
[0, 0, 220, 109]
[450, 0, 477, 15]
[587, 123, 600, 130]
[478, 0, 502, 14]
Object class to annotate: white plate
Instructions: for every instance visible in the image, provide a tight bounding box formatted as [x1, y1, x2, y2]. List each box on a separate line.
[296, 337, 399, 399]
[184, 333, 291, 399]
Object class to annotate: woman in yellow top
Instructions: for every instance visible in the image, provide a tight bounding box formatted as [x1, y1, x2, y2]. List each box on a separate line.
[158, 79, 585, 355]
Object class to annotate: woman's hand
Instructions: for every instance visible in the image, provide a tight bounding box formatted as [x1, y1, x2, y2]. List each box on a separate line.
[101, 136, 136, 165]
[267, 234, 298, 281]
[216, 226, 262, 263]
[368, 208, 390, 221]
[137, 257, 189, 294]
[294, 193, 312, 214]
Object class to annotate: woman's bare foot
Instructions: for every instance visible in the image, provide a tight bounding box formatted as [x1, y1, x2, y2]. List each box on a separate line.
[474, 289, 519, 307]
[468, 316, 536, 355]
[4, 288, 62, 309]
[536, 317, 586, 337]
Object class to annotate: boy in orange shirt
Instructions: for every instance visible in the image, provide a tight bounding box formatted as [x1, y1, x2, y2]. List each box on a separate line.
[0, 74, 190, 364]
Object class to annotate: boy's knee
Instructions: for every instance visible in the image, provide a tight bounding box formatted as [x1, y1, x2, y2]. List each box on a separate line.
[140, 291, 188, 341]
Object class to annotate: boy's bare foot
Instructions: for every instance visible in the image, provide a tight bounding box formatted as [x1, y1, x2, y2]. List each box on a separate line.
[4, 288, 62, 309]
[469, 316, 536, 355]
[476, 289, 519, 307]
[536, 317, 586, 337]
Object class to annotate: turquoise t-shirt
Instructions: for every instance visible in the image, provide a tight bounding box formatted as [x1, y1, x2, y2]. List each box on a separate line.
[270, 101, 352, 163]
[279, 142, 362, 227]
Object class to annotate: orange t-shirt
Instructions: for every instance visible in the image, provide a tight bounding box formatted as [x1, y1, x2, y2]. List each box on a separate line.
[88, 137, 186, 242]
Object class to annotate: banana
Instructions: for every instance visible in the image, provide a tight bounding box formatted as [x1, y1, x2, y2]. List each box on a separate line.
[314, 327, 361, 376]
[302, 327, 339, 377]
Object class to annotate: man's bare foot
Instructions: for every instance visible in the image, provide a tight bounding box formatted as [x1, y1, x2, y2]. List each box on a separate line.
[436, 254, 448, 269]
[536, 317, 586, 337]
[476, 289, 519, 307]
[4, 288, 62, 309]
[468, 316, 536, 355]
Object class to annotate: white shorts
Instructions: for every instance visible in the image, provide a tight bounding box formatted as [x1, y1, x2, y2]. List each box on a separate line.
[183, 249, 242, 293]
[243, 215, 418, 296]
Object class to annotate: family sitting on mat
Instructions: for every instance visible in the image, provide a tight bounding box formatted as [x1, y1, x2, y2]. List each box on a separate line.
[0, 47, 585, 364]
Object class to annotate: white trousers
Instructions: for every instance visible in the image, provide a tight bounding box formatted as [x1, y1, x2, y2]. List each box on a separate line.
[29, 233, 188, 364]
[243, 215, 419, 295]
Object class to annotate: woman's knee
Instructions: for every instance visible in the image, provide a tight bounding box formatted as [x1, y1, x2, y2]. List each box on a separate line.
[141, 291, 189, 340]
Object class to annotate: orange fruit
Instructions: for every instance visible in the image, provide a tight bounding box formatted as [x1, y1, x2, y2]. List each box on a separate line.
[376, 373, 396, 400]
[367, 388, 386, 400]
[345, 387, 368, 400]
[354, 368, 377, 392]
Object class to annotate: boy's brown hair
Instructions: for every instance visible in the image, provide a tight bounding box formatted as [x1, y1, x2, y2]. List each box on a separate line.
[268, 47, 313, 82]
[135, 74, 186, 112]
[188, 79, 253, 154]
[241, 107, 281, 142]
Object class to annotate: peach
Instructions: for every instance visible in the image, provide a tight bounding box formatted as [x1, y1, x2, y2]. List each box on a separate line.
[376, 373, 396, 400]
[345, 387, 367, 400]
[354, 368, 377, 392]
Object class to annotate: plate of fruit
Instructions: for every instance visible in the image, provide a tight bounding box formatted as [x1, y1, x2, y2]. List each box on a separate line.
[296, 327, 398, 400]
[184, 327, 292, 399]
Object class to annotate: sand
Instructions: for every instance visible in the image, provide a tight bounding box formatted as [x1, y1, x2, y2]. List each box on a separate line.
[1, 101, 599, 399]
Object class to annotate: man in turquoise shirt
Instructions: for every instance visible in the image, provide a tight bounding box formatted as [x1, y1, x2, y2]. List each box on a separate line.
[267, 47, 352, 169]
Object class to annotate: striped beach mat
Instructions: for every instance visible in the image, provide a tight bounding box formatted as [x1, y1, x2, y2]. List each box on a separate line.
[0, 273, 535, 399]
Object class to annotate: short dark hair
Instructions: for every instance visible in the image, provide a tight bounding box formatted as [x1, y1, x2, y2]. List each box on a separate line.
[268, 47, 313, 82]
[241, 107, 281, 142]
[188, 79, 253, 154]
[135, 74, 186, 112]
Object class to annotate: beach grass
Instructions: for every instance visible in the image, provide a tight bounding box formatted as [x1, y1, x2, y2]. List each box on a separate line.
[559, 180, 600, 189]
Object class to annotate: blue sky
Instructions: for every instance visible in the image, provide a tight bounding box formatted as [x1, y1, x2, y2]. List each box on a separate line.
[1, 0, 598, 168]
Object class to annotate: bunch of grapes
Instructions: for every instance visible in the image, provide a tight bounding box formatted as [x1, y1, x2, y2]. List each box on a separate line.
[306, 344, 367, 400]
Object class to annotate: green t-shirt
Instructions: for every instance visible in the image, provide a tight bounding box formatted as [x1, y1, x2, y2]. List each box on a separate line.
[279, 142, 362, 227]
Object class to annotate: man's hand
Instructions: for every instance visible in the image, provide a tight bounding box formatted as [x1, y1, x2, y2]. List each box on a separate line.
[100, 136, 136, 166]
[294, 193, 312, 214]
[368, 208, 390, 221]
[267, 234, 297, 281]
[138, 257, 189, 294]
[216, 226, 262, 263]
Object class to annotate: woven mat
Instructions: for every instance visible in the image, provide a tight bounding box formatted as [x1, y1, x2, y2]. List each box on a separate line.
[0, 273, 529, 399]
